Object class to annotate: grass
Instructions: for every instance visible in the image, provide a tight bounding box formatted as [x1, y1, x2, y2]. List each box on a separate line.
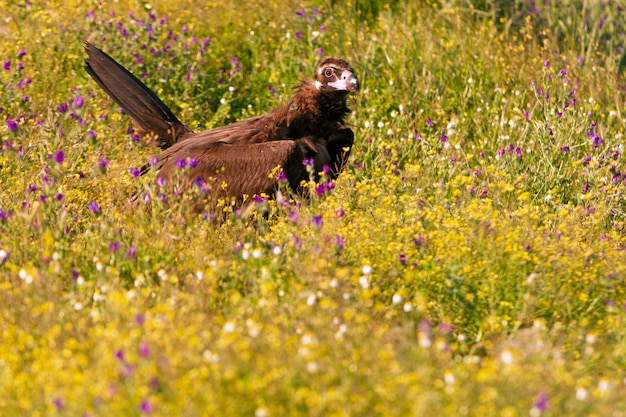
[1, 0, 626, 415]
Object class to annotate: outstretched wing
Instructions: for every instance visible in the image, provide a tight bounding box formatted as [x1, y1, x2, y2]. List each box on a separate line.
[84, 42, 191, 148]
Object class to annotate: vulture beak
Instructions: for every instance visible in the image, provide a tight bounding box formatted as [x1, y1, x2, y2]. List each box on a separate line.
[328, 70, 360, 93]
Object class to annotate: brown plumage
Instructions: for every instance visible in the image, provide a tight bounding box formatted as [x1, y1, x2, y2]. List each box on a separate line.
[84, 42, 359, 203]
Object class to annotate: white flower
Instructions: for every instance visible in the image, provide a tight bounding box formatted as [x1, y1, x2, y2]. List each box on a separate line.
[306, 362, 319, 373]
[222, 321, 236, 334]
[255, 408, 268, 417]
[444, 370, 455, 385]
[358, 276, 370, 289]
[598, 378, 611, 392]
[500, 349, 514, 365]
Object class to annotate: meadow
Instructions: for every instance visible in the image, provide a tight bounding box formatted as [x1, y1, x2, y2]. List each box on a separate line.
[1, 0, 626, 415]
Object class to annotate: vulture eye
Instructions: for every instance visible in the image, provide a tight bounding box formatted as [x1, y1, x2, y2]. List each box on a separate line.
[323, 68, 334, 78]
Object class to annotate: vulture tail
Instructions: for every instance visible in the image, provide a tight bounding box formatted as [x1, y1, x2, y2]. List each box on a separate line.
[84, 42, 191, 149]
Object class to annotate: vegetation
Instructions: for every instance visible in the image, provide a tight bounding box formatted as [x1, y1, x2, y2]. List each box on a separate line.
[1, 0, 626, 415]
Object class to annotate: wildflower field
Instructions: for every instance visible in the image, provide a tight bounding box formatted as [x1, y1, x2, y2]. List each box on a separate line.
[2, 0, 626, 415]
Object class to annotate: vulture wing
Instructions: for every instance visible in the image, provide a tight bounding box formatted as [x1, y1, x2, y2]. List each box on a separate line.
[156, 139, 313, 198]
[84, 42, 191, 148]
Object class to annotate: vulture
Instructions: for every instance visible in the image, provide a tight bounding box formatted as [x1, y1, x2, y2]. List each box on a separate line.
[84, 42, 359, 206]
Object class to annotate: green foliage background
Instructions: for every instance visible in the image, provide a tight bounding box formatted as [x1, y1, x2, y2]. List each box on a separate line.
[1, 0, 626, 415]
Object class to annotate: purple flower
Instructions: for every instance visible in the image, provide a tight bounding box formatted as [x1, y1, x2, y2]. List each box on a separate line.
[399, 253, 407, 265]
[87, 130, 97, 139]
[3, 61, 10, 71]
[193, 176, 204, 188]
[418, 319, 431, 332]
[440, 134, 448, 142]
[426, 118, 433, 127]
[558, 69, 568, 77]
[295, 8, 306, 16]
[268, 84, 276, 94]
[108, 241, 120, 253]
[315, 181, 335, 196]
[295, 31, 302, 40]
[55, 193, 63, 201]
[317, 48, 324, 56]
[335, 208, 345, 218]
[57, 103, 68, 113]
[593, 136, 604, 149]
[303, 157, 315, 167]
[534, 391, 548, 412]
[312, 215, 323, 228]
[582, 182, 590, 194]
[289, 210, 298, 222]
[275, 170, 287, 181]
[335, 235, 346, 247]
[98, 157, 110, 172]
[53, 397, 63, 411]
[129, 167, 141, 178]
[88, 201, 100, 213]
[115, 350, 125, 361]
[73, 95, 85, 108]
[54, 150, 64, 164]
[543, 60, 550, 68]
[6, 119, 18, 132]
[135, 313, 146, 325]
[17, 49, 25, 58]
[147, 156, 159, 166]
[175, 158, 187, 169]
[139, 342, 150, 358]
[125, 246, 137, 258]
[515, 147, 523, 159]
[187, 158, 198, 168]
[156, 176, 166, 187]
[140, 399, 153, 414]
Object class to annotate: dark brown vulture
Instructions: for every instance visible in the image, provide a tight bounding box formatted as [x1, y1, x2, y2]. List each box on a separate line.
[84, 42, 359, 205]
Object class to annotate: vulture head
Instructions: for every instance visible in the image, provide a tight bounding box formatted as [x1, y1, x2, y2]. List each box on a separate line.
[314, 57, 360, 94]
